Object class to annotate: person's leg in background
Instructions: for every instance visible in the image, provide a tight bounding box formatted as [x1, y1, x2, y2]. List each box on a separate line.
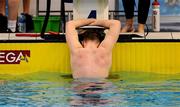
[0, 0, 6, 15]
[121, 0, 135, 33]
[23, 0, 30, 14]
[138, 0, 150, 32]
[23, 0, 34, 32]
[8, 0, 20, 32]
[0, 0, 8, 32]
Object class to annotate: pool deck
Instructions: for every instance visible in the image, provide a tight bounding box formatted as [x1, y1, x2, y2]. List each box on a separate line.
[0, 32, 180, 41]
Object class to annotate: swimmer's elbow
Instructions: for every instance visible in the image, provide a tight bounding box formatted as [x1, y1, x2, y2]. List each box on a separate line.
[109, 20, 121, 29]
[66, 21, 74, 27]
[111, 20, 121, 26]
[66, 21, 76, 31]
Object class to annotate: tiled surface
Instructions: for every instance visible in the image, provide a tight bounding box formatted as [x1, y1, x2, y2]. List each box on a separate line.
[119, 33, 145, 40]
[0, 32, 179, 40]
[145, 32, 173, 39]
[120, 33, 144, 36]
[0, 33, 10, 40]
[9, 33, 37, 40]
[172, 32, 180, 39]
[132, 33, 145, 40]
[119, 32, 173, 40]
[36, 37, 44, 40]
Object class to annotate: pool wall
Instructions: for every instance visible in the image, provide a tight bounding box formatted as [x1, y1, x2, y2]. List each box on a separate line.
[0, 42, 180, 75]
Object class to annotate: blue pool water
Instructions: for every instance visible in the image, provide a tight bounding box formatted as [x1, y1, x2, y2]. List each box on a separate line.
[0, 74, 180, 107]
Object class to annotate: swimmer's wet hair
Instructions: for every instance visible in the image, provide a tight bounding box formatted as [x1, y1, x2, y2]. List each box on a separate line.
[79, 28, 105, 42]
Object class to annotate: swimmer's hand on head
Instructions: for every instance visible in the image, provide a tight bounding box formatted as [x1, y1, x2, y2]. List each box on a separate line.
[89, 20, 120, 28]
[66, 19, 97, 51]
[66, 19, 96, 28]
[89, 20, 121, 50]
[66, 19, 121, 52]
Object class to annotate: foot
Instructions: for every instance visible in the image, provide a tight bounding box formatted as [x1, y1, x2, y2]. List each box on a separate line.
[138, 24, 145, 33]
[121, 19, 134, 33]
[7, 28, 20, 33]
[121, 25, 135, 33]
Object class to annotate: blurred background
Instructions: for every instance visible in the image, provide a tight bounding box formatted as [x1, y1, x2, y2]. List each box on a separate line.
[17, 0, 180, 32]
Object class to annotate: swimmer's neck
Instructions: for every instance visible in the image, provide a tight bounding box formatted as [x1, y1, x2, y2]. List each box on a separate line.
[83, 41, 100, 48]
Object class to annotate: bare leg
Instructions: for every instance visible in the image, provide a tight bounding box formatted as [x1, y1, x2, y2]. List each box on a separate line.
[0, 0, 6, 15]
[8, 0, 20, 20]
[138, 23, 145, 33]
[8, 0, 20, 32]
[23, 0, 30, 14]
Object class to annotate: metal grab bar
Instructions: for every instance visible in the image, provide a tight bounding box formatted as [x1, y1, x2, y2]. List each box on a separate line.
[40, 0, 51, 37]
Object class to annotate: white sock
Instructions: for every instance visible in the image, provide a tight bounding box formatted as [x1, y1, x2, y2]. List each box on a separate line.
[8, 20, 17, 32]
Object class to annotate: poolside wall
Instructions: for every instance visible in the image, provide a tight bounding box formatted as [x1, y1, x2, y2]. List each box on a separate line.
[0, 42, 180, 75]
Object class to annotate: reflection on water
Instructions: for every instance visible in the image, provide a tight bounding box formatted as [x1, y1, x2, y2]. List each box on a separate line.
[0, 80, 6, 85]
[69, 79, 117, 106]
[0, 73, 180, 107]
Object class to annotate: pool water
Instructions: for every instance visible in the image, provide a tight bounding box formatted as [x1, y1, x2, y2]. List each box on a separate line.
[0, 72, 180, 107]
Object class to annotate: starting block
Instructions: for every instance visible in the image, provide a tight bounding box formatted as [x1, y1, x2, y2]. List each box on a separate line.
[73, 0, 109, 20]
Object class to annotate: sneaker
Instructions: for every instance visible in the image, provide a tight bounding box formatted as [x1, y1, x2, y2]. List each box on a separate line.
[8, 23, 20, 33]
[0, 14, 8, 33]
[6, 29, 20, 33]
[24, 13, 34, 33]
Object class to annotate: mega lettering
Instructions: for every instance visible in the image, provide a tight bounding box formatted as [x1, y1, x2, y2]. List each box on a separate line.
[0, 50, 30, 64]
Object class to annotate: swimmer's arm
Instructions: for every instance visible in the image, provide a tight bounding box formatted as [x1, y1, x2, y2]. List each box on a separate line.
[96, 20, 121, 50]
[66, 21, 82, 52]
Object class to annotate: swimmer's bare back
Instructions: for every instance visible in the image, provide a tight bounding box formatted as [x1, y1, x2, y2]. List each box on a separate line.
[66, 19, 121, 79]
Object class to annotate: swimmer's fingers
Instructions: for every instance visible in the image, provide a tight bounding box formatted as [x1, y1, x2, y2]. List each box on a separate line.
[67, 19, 96, 28]
[89, 20, 110, 28]
[89, 21, 103, 26]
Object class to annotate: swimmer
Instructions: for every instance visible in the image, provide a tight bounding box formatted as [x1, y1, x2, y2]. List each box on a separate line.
[66, 19, 121, 79]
